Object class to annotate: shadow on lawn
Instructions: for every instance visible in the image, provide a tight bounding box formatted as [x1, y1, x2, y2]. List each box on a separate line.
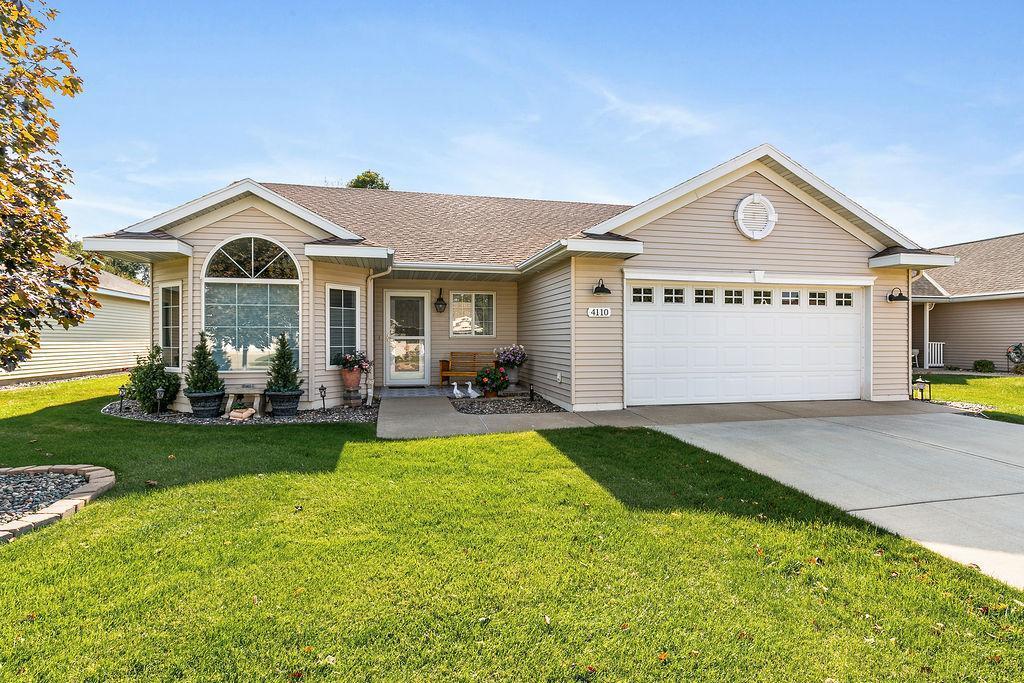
[0, 394, 377, 497]
[540, 426, 866, 529]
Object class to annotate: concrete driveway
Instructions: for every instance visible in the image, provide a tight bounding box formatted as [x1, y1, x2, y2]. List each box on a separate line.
[658, 411, 1024, 589]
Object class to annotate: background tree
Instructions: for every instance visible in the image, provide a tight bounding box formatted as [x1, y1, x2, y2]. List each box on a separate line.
[64, 238, 149, 284]
[1, 0, 96, 371]
[346, 169, 390, 190]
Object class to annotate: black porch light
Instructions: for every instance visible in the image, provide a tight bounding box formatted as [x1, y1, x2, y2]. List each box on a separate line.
[887, 287, 909, 302]
[155, 386, 165, 414]
[433, 288, 448, 313]
[118, 384, 127, 412]
[318, 384, 327, 410]
[592, 279, 612, 296]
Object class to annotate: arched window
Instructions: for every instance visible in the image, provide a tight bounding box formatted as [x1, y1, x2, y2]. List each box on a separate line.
[203, 237, 300, 371]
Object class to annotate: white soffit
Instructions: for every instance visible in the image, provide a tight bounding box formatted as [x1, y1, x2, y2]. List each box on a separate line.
[867, 252, 958, 269]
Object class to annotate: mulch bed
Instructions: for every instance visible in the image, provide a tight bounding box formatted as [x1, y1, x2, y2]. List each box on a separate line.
[101, 399, 378, 425]
[451, 396, 564, 415]
[1, 472, 87, 524]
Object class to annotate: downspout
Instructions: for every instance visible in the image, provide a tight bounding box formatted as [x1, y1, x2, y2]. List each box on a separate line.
[364, 265, 393, 405]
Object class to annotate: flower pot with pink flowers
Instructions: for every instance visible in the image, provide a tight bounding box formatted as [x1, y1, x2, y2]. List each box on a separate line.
[333, 351, 372, 390]
[475, 366, 510, 398]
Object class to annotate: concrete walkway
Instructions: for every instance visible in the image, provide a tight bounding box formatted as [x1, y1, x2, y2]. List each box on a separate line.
[658, 412, 1024, 589]
[376, 396, 952, 439]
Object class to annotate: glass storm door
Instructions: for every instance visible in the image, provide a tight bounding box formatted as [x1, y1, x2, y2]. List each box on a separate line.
[385, 292, 428, 385]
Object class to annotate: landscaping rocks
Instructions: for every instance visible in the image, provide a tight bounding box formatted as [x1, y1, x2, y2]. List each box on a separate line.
[934, 400, 997, 414]
[102, 399, 378, 425]
[0, 465, 116, 542]
[0, 472, 86, 524]
[451, 396, 564, 415]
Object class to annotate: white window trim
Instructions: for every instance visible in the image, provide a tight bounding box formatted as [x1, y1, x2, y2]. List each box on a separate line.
[808, 290, 829, 307]
[663, 286, 686, 304]
[694, 287, 715, 304]
[448, 291, 497, 338]
[631, 286, 654, 303]
[200, 235, 303, 373]
[157, 280, 182, 372]
[723, 288, 745, 305]
[325, 283, 361, 369]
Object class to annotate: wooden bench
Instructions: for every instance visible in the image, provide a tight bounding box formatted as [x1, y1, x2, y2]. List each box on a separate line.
[438, 351, 496, 386]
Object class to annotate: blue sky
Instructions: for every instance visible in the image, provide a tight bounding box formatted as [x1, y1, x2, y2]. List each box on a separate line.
[53, 1, 1024, 247]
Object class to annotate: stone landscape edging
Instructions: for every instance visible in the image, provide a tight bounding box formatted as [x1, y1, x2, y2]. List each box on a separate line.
[0, 464, 115, 543]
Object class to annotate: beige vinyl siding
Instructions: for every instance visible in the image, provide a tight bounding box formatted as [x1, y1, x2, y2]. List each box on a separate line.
[582, 171, 911, 403]
[372, 278, 517, 386]
[926, 299, 1024, 370]
[516, 261, 571, 406]
[1, 293, 149, 384]
[571, 257, 625, 408]
[871, 269, 912, 398]
[152, 257, 190, 369]
[163, 206, 321, 409]
[311, 261, 369, 407]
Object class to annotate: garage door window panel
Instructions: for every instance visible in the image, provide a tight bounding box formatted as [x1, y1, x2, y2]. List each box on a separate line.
[694, 288, 715, 304]
[724, 289, 744, 305]
[809, 291, 827, 307]
[632, 287, 653, 303]
[753, 290, 773, 306]
[836, 292, 854, 307]
[664, 287, 686, 304]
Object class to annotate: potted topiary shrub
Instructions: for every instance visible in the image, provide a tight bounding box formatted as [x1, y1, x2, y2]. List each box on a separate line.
[264, 333, 304, 417]
[333, 350, 372, 391]
[495, 344, 527, 385]
[183, 331, 226, 418]
[127, 345, 181, 413]
[476, 365, 510, 398]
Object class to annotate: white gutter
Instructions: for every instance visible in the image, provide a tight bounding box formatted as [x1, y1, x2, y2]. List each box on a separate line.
[83, 237, 193, 257]
[914, 290, 1024, 303]
[95, 287, 150, 302]
[516, 238, 644, 273]
[867, 252, 958, 269]
[364, 266, 393, 405]
[305, 244, 393, 260]
[391, 261, 519, 275]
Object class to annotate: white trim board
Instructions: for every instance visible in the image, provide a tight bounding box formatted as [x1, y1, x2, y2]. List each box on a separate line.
[324, 283, 362, 369]
[868, 252, 958, 269]
[118, 179, 362, 241]
[584, 143, 920, 250]
[95, 287, 149, 302]
[622, 268, 877, 287]
[83, 237, 192, 257]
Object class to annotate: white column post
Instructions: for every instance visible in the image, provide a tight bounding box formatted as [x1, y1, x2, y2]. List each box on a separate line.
[923, 303, 932, 368]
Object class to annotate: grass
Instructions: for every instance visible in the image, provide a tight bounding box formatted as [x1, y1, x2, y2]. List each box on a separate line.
[1, 376, 1022, 681]
[926, 373, 1024, 425]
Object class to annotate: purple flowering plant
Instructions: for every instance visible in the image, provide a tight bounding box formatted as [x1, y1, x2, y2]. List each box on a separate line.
[494, 344, 527, 368]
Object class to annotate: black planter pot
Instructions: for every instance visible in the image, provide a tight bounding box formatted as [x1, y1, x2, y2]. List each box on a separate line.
[265, 389, 303, 417]
[184, 390, 225, 418]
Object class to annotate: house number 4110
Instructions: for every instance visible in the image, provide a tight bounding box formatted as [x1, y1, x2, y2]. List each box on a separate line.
[586, 307, 612, 318]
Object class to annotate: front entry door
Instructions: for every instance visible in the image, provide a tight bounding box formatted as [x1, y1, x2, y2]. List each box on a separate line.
[385, 291, 429, 385]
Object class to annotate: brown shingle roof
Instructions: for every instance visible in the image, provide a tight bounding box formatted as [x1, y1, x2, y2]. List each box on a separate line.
[919, 232, 1024, 296]
[262, 183, 630, 266]
[54, 253, 149, 298]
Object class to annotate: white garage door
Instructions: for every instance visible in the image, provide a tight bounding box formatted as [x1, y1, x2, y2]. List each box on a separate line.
[625, 283, 865, 405]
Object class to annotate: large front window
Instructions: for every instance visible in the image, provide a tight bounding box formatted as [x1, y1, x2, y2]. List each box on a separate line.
[203, 237, 300, 371]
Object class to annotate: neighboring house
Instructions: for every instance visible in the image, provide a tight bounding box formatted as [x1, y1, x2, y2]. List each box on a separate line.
[83, 144, 954, 412]
[0, 254, 150, 385]
[911, 232, 1024, 371]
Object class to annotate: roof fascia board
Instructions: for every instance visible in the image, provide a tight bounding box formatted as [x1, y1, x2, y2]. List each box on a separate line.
[585, 143, 920, 250]
[95, 287, 150, 302]
[82, 237, 193, 257]
[916, 290, 1024, 303]
[622, 268, 876, 286]
[120, 179, 361, 241]
[920, 270, 950, 296]
[516, 240, 567, 273]
[166, 196, 334, 241]
[868, 253, 958, 268]
[563, 238, 644, 255]
[392, 261, 519, 275]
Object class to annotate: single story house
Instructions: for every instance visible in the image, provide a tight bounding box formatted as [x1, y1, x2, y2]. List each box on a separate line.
[83, 144, 954, 412]
[0, 254, 150, 385]
[912, 232, 1024, 371]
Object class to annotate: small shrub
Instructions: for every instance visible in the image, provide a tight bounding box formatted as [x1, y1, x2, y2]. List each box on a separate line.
[184, 331, 225, 394]
[266, 333, 303, 392]
[1013, 363, 1024, 375]
[127, 345, 181, 413]
[476, 365, 510, 394]
[972, 359, 996, 373]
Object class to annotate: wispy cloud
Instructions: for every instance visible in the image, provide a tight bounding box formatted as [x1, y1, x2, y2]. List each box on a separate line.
[584, 81, 716, 139]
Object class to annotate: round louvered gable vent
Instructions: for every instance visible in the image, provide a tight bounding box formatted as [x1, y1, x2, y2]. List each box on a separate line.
[734, 193, 778, 240]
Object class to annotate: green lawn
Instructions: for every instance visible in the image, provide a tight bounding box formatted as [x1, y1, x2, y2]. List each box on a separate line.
[1, 376, 1022, 681]
[927, 374, 1024, 425]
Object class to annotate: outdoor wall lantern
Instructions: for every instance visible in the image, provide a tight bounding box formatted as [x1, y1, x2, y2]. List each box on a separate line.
[592, 279, 612, 296]
[318, 384, 327, 410]
[887, 287, 910, 302]
[433, 288, 448, 313]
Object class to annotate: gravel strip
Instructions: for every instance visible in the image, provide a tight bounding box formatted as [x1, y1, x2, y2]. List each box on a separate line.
[934, 400, 997, 414]
[451, 396, 565, 415]
[0, 472, 87, 524]
[101, 399, 377, 425]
